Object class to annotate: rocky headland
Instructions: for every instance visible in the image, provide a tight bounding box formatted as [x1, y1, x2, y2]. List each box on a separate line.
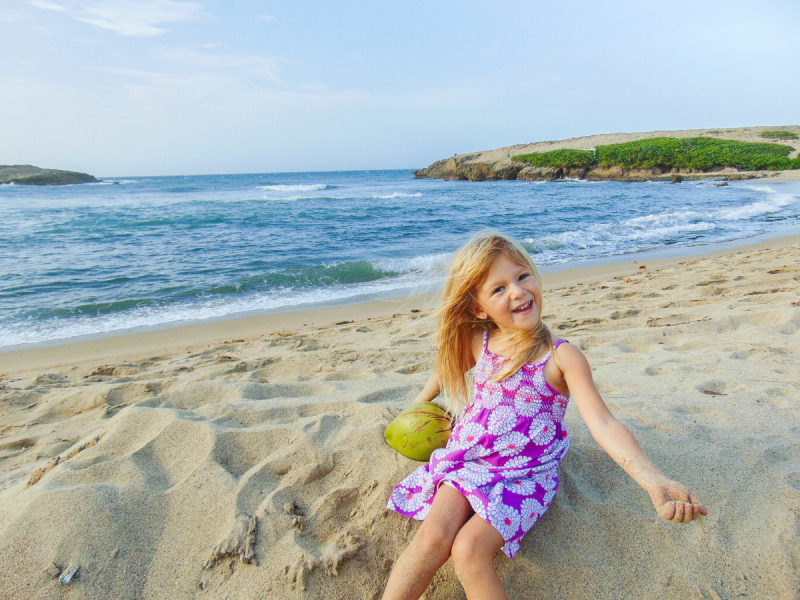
[0, 165, 99, 186]
[415, 126, 800, 182]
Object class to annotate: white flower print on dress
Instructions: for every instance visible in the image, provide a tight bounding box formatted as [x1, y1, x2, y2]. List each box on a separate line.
[432, 460, 457, 475]
[481, 387, 505, 409]
[488, 497, 521, 540]
[449, 474, 476, 492]
[520, 497, 545, 530]
[533, 470, 558, 491]
[456, 465, 493, 487]
[503, 455, 532, 470]
[487, 405, 516, 436]
[503, 470, 532, 481]
[413, 468, 434, 489]
[542, 488, 556, 509]
[493, 431, 529, 457]
[529, 417, 556, 446]
[499, 368, 523, 393]
[468, 458, 495, 473]
[514, 391, 542, 417]
[503, 539, 520, 558]
[551, 397, 568, 421]
[429, 448, 448, 463]
[391, 486, 429, 513]
[463, 444, 492, 461]
[453, 422, 486, 450]
[415, 502, 431, 520]
[468, 493, 487, 519]
[505, 477, 538, 496]
[531, 369, 551, 397]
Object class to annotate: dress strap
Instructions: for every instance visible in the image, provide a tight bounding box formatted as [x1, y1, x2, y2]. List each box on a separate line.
[482, 330, 489, 353]
[550, 338, 567, 373]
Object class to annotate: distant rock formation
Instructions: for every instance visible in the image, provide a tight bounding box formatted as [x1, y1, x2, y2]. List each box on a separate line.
[0, 165, 99, 186]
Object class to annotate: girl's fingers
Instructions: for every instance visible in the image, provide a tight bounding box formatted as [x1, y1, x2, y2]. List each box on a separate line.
[659, 500, 706, 523]
[688, 491, 709, 516]
[682, 503, 693, 524]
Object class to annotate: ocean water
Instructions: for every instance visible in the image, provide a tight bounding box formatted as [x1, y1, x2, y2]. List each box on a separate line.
[1, 170, 799, 347]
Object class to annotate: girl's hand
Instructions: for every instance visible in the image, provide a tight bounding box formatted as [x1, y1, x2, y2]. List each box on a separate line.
[411, 374, 441, 404]
[649, 479, 708, 523]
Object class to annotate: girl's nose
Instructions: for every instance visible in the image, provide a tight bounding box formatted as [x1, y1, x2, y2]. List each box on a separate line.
[509, 281, 525, 298]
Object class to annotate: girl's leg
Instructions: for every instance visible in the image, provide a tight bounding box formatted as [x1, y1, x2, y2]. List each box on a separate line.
[382, 485, 473, 600]
[450, 515, 508, 600]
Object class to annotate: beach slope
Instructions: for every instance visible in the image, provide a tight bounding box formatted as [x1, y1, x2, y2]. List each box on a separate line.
[0, 241, 799, 599]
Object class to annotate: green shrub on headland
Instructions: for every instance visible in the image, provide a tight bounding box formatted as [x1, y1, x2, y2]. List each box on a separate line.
[514, 137, 799, 172]
[511, 149, 595, 169]
[761, 130, 799, 140]
[596, 137, 794, 171]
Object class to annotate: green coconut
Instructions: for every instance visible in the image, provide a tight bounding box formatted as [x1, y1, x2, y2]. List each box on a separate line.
[384, 402, 452, 461]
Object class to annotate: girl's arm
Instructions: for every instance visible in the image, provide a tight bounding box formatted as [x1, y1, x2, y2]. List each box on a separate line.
[554, 343, 708, 524]
[411, 374, 441, 404]
[411, 331, 483, 405]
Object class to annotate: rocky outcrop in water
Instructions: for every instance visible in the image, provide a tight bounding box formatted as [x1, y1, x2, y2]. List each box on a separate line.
[415, 158, 773, 183]
[0, 165, 99, 185]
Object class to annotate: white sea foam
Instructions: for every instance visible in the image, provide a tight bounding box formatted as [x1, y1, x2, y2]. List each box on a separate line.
[372, 252, 451, 274]
[716, 187, 796, 220]
[0, 265, 446, 347]
[523, 207, 722, 262]
[261, 195, 305, 202]
[257, 184, 331, 192]
[372, 192, 423, 199]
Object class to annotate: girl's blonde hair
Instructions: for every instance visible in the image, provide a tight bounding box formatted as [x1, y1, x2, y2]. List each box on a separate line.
[435, 230, 557, 416]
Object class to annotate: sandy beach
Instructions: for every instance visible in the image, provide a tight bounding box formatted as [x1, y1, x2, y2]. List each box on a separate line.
[1, 236, 799, 599]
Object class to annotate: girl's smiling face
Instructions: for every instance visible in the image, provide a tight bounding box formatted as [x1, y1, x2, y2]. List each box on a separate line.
[473, 253, 542, 334]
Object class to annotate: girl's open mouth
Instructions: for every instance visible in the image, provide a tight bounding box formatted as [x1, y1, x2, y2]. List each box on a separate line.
[512, 301, 532, 313]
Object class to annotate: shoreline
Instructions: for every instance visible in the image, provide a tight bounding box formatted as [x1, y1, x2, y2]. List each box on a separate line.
[3, 231, 798, 374]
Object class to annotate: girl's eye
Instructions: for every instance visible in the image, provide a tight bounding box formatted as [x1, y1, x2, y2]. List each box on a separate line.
[492, 286, 505, 295]
[519, 273, 529, 281]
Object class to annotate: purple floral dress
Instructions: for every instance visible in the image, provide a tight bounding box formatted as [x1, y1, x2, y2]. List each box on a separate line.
[387, 332, 570, 558]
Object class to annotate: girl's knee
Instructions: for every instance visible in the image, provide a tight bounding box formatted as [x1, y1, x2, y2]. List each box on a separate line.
[415, 521, 455, 558]
[450, 532, 496, 570]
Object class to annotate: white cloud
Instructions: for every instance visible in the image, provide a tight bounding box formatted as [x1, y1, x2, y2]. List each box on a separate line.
[256, 14, 275, 22]
[26, 0, 207, 36]
[77, 0, 207, 36]
[27, 0, 68, 12]
[154, 45, 282, 82]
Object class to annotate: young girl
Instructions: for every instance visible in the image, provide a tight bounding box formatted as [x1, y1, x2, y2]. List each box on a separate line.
[382, 231, 707, 600]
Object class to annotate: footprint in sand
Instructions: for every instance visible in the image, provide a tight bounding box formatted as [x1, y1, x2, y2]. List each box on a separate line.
[609, 308, 640, 320]
[240, 382, 335, 401]
[644, 366, 666, 376]
[395, 363, 429, 375]
[356, 385, 414, 404]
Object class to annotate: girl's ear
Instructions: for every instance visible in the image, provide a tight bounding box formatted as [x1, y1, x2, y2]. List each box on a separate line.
[469, 303, 488, 320]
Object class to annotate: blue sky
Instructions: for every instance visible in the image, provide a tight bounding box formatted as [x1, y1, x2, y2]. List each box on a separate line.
[2, 0, 798, 176]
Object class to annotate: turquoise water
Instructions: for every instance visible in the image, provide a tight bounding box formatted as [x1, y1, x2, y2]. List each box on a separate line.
[1, 170, 798, 346]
